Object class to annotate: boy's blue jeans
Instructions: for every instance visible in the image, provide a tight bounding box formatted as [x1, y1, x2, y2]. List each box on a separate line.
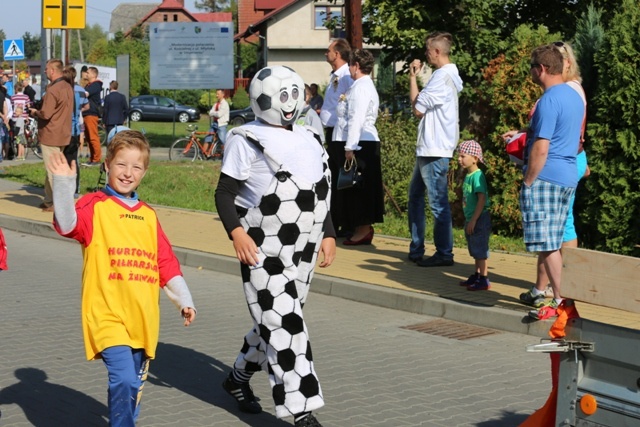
[407, 156, 454, 261]
[101, 346, 148, 427]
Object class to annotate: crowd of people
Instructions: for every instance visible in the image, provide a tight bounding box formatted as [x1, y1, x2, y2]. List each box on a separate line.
[0, 29, 589, 426]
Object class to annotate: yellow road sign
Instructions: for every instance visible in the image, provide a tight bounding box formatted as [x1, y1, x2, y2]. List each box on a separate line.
[43, 0, 86, 29]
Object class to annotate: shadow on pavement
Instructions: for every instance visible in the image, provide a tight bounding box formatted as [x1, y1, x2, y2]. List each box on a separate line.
[149, 342, 289, 426]
[476, 410, 530, 426]
[0, 367, 108, 426]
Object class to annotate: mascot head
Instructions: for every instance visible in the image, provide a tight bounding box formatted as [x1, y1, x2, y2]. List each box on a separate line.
[249, 66, 305, 127]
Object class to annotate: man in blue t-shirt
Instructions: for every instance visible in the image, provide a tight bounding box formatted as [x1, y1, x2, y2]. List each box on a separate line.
[521, 44, 583, 320]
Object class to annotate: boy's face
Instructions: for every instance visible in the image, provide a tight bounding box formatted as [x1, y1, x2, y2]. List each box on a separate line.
[458, 152, 478, 169]
[105, 147, 147, 197]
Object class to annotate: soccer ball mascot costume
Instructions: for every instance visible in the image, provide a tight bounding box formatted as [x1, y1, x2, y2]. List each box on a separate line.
[215, 66, 336, 427]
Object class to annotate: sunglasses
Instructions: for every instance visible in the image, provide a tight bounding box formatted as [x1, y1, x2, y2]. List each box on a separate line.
[553, 41, 565, 47]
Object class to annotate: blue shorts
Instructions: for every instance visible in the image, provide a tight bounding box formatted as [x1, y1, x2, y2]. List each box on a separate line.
[563, 150, 588, 242]
[520, 179, 575, 252]
[465, 210, 491, 259]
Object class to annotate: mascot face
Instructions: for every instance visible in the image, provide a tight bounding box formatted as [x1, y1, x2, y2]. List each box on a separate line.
[249, 66, 305, 127]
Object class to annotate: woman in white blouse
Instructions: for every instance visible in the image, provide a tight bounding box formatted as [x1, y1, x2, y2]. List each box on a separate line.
[332, 49, 384, 245]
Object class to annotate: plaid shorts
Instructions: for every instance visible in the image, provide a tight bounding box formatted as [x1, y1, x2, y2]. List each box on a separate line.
[520, 179, 575, 252]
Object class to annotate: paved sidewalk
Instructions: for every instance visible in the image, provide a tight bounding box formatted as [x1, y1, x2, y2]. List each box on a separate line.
[1, 178, 639, 337]
[0, 230, 551, 426]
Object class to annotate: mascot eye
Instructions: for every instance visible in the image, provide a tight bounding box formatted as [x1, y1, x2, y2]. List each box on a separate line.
[280, 91, 289, 103]
[292, 88, 299, 100]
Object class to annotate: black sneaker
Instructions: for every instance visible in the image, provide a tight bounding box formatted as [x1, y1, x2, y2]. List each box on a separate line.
[416, 255, 454, 267]
[295, 413, 323, 427]
[222, 374, 262, 414]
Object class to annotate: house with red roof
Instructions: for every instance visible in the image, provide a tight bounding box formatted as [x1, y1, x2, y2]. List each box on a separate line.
[110, 0, 232, 38]
[235, 0, 382, 89]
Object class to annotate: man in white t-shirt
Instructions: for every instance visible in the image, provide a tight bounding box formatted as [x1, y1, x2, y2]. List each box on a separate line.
[407, 31, 463, 267]
[320, 38, 354, 234]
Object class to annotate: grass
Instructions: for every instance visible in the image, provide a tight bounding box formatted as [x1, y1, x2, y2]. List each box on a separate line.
[127, 117, 213, 147]
[0, 124, 527, 254]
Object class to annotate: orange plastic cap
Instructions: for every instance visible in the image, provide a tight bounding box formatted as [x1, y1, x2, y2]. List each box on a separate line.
[580, 394, 598, 415]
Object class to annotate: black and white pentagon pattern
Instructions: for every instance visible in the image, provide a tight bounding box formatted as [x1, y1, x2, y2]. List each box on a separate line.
[234, 150, 331, 418]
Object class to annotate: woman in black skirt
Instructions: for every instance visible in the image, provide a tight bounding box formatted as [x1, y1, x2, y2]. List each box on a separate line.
[331, 49, 384, 245]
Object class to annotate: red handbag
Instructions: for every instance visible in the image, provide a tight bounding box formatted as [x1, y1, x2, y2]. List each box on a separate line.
[506, 132, 527, 165]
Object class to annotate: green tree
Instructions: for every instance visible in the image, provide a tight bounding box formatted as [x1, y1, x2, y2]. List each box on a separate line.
[573, 5, 605, 105]
[468, 25, 559, 235]
[22, 32, 40, 60]
[231, 85, 249, 109]
[194, 0, 231, 12]
[580, 0, 640, 255]
[0, 29, 6, 41]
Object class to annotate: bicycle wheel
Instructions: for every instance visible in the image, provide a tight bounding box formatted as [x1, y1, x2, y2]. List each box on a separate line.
[210, 139, 223, 160]
[29, 134, 42, 159]
[169, 138, 197, 161]
[99, 122, 107, 146]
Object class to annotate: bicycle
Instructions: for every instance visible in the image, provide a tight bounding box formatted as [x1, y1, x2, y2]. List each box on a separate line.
[24, 117, 42, 159]
[168, 124, 222, 162]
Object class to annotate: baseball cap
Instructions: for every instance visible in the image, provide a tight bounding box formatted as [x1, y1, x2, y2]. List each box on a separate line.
[107, 126, 130, 145]
[458, 140, 484, 163]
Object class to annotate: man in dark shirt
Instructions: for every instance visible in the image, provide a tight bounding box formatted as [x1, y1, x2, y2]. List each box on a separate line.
[23, 77, 36, 104]
[102, 81, 128, 136]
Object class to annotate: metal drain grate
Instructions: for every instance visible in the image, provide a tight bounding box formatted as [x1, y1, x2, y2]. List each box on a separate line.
[401, 319, 500, 340]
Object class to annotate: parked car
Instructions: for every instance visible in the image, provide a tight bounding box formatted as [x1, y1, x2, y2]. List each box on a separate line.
[229, 106, 255, 126]
[129, 95, 200, 123]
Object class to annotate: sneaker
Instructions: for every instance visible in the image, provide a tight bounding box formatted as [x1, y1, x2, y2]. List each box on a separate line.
[467, 276, 490, 291]
[519, 288, 547, 308]
[82, 162, 102, 167]
[222, 374, 262, 414]
[528, 299, 560, 320]
[459, 273, 479, 286]
[544, 284, 554, 298]
[295, 413, 323, 427]
[416, 255, 454, 267]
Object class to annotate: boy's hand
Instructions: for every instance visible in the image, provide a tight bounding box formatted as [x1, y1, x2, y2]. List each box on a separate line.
[182, 307, 196, 326]
[466, 219, 477, 235]
[47, 151, 76, 177]
[318, 237, 336, 268]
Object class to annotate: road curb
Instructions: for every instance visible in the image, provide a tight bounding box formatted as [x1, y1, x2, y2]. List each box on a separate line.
[0, 214, 553, 338]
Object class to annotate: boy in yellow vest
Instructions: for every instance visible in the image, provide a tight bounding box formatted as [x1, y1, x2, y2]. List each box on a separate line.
[48, 129, 196, 426]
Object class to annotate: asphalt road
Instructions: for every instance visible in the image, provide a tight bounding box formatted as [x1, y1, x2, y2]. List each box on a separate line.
[0, 229, 550, 426]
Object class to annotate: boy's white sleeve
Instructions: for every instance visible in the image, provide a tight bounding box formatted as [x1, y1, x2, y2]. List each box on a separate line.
[163, 275, 196, 313]
[52, 175, 78, 234]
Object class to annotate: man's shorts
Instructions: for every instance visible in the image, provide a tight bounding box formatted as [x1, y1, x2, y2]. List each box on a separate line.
[465, 210, 491, 259]
[520, 179, 575, 252]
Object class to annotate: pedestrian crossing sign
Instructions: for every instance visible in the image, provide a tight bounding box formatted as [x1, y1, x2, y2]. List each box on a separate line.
[3, 39, 25, 61]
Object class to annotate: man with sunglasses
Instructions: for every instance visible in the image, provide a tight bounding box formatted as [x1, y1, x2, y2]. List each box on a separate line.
[522, 44, 584, 320]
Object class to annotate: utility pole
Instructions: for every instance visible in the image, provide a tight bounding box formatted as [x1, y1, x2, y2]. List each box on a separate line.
[344, 0, 362, 49]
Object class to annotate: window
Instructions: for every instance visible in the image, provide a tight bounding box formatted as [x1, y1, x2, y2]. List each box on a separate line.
[314, 6, 343, 30]
[157, 97, 173, 107]
[173, 14, 178, 21]
[163, 14, 168, 22]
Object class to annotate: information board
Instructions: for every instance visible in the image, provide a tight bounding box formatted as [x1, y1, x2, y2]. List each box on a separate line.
[149, 22, 234, 90]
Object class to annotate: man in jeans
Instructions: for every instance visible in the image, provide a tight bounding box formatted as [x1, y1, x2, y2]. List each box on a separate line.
[407, 31, 463, 267]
